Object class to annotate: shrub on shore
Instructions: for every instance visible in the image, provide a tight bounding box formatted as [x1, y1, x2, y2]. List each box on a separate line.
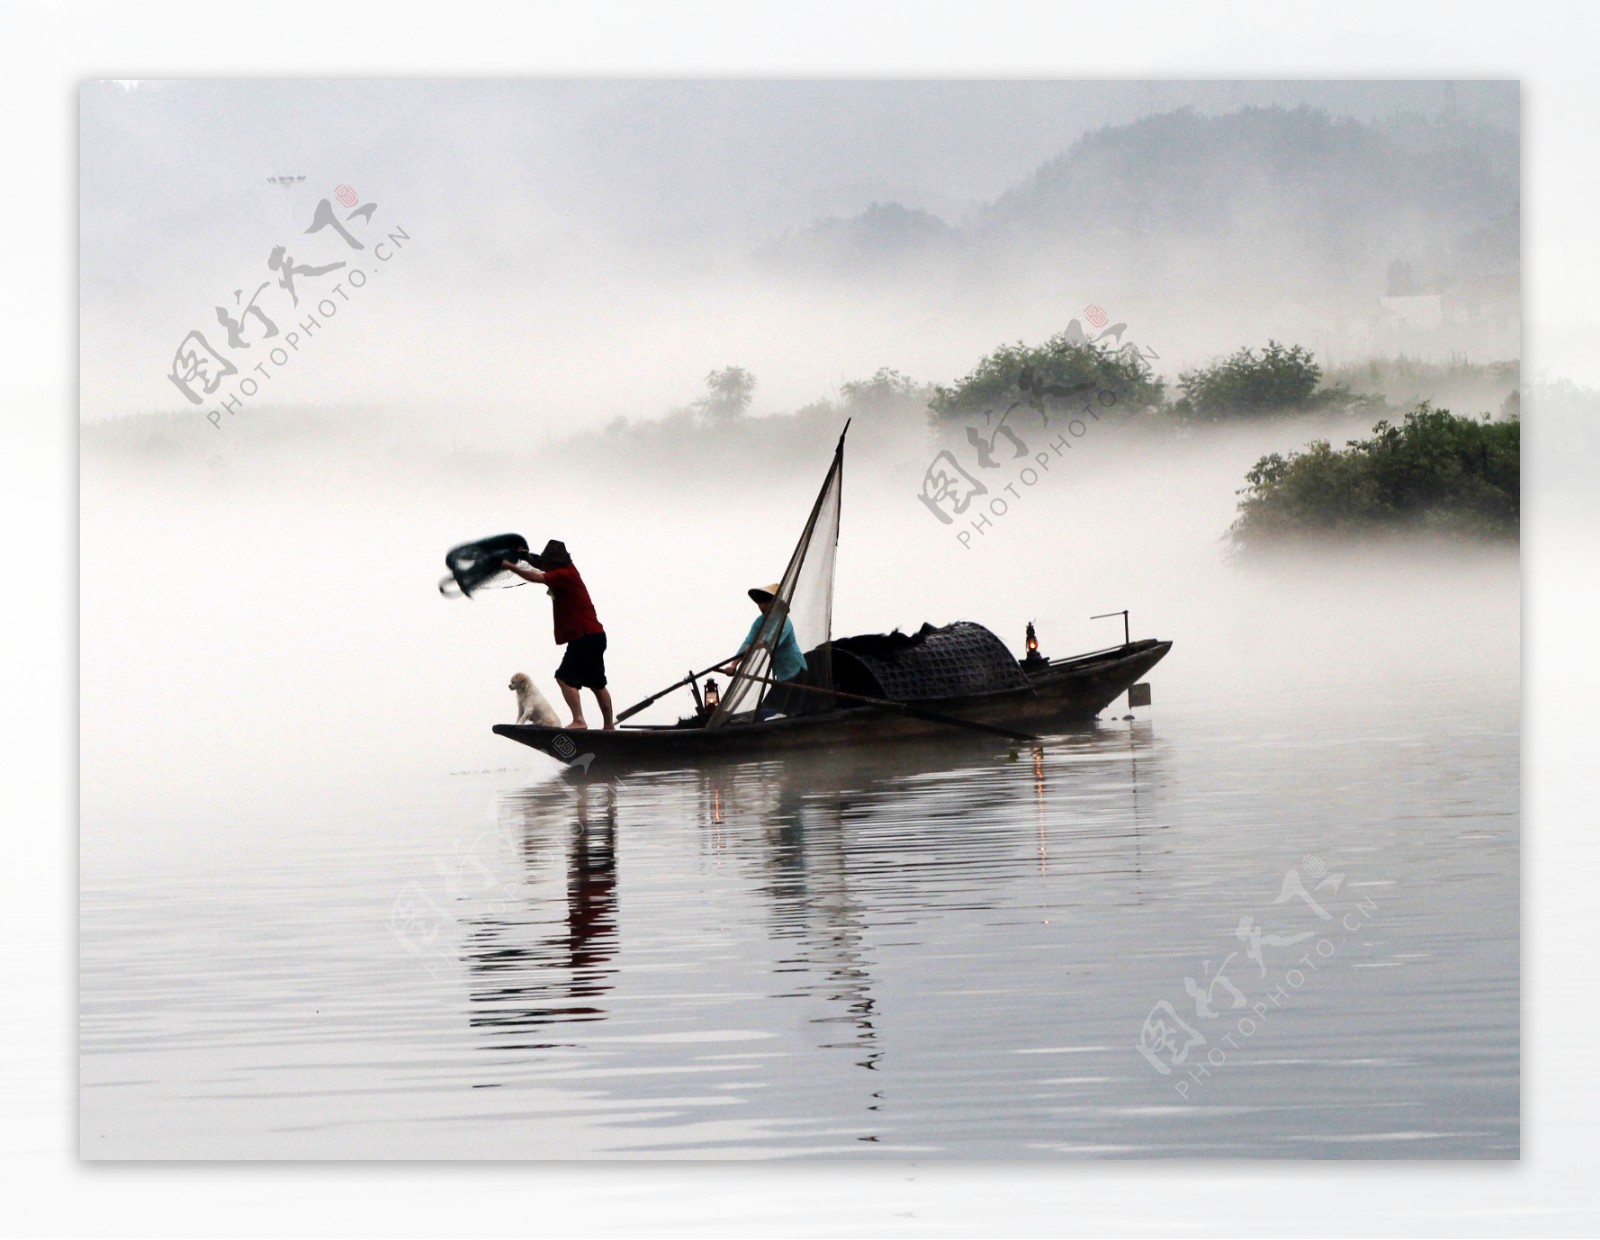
[1229, 404, 1519, 547]
[927, 328, 1165, 422]
[1172, 340, 1351, 421]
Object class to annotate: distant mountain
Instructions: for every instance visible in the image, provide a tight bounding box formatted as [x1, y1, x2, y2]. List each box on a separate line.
[982, 106, 1511, 233]
[754, 106, 1518, 301]
[757, 201, 960, 273]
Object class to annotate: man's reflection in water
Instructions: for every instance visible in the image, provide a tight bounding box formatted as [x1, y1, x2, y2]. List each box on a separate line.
[562, 780, 619, 1004]
[465, 781, 618, 1047]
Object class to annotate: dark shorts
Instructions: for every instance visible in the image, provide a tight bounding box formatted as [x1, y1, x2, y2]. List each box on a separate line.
[555, 630, 608, 690]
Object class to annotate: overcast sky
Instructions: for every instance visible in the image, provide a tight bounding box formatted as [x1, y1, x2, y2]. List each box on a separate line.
[79, 79, 1517, 423]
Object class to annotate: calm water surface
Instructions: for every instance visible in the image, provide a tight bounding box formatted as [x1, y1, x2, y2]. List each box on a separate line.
[80, 672, 1517, 1158]
[79, 436, 1519, 1159]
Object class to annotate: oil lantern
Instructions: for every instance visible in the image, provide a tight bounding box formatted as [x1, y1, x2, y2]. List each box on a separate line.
[1023, 621, 1047, 668]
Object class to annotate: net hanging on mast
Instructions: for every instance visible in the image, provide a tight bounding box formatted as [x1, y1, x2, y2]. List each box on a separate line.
[708, 423, 847, 728]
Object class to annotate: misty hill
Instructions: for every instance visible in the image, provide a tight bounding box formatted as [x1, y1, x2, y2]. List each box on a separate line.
[756, 105, 1517, 305]
[755, 201, 961, 273]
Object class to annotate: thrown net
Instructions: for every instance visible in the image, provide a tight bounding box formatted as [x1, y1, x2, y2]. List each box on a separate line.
[709, 424, 847, 726]
[439, 533, 530, 598]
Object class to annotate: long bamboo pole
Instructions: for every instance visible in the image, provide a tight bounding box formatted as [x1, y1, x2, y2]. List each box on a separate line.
[733, 671, 1040, 743]
[614, 653, 745, 723]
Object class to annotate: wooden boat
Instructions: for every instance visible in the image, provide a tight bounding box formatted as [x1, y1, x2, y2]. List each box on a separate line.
[490, 424, 1170, 772]
[493, 633, 1171, 769]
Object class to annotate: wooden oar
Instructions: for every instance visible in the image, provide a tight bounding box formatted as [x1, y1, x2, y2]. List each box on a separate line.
[614, 653, 745, 723]
[733, 671, 1040, 743]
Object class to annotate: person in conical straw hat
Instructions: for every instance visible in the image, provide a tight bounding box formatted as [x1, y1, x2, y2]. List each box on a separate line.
[716, 582, 809, 717]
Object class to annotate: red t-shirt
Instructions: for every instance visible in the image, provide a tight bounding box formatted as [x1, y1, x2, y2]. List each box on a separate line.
[543, 564, 604, 644]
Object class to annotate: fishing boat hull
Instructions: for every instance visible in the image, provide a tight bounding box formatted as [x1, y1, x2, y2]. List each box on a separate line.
[492, 638, 1172, 771]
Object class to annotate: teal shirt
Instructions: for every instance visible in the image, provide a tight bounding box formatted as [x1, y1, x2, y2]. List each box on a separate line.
[741, 614, 808, 681]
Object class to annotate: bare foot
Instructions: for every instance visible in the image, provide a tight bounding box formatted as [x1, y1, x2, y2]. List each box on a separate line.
[602, 721, 616, 731]
[567, 719, 588, 730]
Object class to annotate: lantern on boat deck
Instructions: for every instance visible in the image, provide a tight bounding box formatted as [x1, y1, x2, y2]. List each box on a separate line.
[1023, 621, 1047, 668]
[703, 678, 720, 711]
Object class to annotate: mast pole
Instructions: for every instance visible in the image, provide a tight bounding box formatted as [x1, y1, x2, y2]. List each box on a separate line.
[708, 422, 848, 728]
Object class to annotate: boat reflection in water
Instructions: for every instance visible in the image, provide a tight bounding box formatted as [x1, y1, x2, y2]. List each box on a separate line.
[461, 724, 1163, 1100]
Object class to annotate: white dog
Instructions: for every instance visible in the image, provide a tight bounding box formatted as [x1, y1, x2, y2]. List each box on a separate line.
[509, 673, 561, 726]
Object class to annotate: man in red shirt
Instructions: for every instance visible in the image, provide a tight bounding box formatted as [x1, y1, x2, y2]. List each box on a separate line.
[502, 539, 614, 731]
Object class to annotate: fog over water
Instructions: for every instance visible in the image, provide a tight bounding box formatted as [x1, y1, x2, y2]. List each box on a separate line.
[79, 79, 1521, 1159]
[81, 407, 1518, 821]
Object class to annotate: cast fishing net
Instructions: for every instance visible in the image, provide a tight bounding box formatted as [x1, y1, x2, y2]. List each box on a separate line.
[439, 533, 530, 598]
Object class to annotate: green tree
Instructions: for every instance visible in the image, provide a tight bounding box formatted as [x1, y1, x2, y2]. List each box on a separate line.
[695, 366, 756, 422]
[1174, 341, 1329, 421]
[1230, 404, 1519, 547]
[929, 327, 1165, 422]
[840, 367, 924, 406]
